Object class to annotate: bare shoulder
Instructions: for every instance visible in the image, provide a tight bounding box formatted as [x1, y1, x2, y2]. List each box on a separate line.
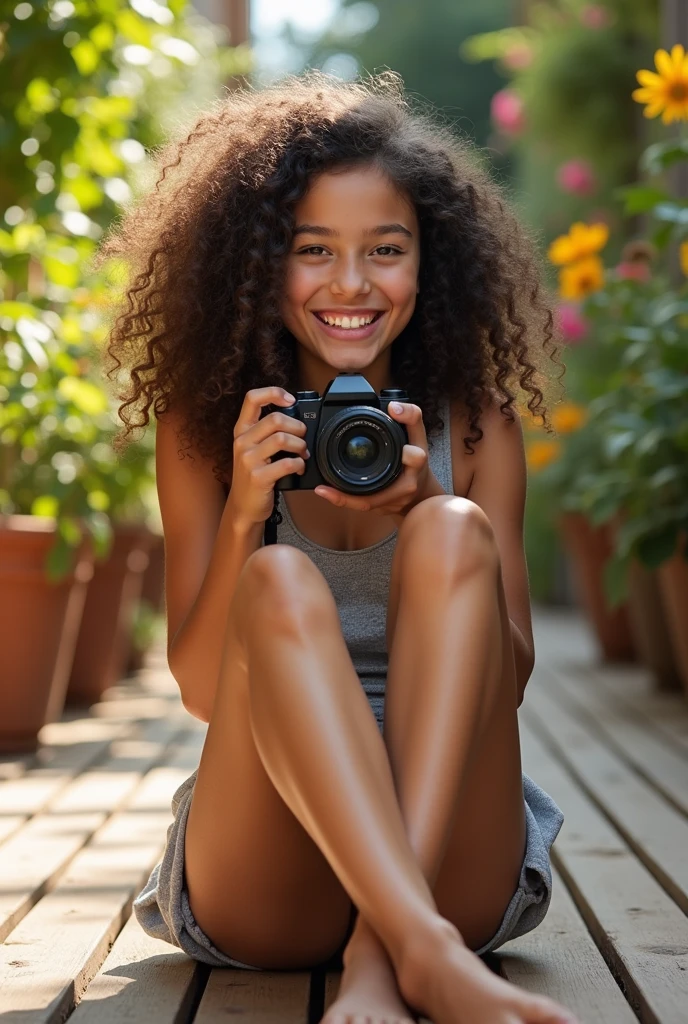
[447, 390, 524, 499]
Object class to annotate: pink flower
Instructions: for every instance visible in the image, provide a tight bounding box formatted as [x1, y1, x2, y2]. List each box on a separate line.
[556, 303, 589, 344]
[556, 159, 597, 196]
[490, 89, 526, 136]
[616, 261, 651, 282]
[502, 44, 533, 71]
[580, 5, 612, 29]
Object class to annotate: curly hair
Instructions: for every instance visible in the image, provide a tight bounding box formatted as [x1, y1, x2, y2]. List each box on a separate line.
[95, 69, 563, 487]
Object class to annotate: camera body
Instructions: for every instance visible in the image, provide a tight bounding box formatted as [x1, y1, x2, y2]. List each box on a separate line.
[271, 373, 409, 495]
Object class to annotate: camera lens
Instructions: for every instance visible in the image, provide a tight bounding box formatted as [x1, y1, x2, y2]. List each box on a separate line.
[341, 430, 379, 470]
[316, 406, 406, 494]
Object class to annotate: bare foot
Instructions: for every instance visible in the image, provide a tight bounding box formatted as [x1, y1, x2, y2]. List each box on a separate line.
[322, 938, 416, 1024]
[398, 921, 580, 1024]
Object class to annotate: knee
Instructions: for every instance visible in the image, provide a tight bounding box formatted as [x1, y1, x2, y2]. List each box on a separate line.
[236, 544, 335, 636]
[397, 495, 499, 583]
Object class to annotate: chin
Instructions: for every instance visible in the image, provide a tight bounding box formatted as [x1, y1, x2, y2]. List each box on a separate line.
[324, 348, 379, 372]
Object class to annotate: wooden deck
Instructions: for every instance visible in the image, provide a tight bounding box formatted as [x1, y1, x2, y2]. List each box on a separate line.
[1, 607, 687, 1023]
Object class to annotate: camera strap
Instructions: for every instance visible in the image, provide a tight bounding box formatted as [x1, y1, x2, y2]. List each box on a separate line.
[263, 487, 282, 546]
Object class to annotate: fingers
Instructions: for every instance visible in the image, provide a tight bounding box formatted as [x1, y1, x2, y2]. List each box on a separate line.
[387, 401, 428, 452]
[237, 411, 307, 449]
[248, 430, 309, 467]
[234, 387, 296, 437]
[401, 444, 427, 472]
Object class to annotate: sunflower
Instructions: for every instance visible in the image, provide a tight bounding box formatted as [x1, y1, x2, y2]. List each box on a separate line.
[526, 440, 561, 472]
[559, 256, 605, 300]
[632, 44, 688, 124]
[547, 222, 609, 266]
[551, 402, 587, 434]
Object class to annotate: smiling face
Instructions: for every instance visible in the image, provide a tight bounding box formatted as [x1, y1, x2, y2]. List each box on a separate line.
[280, 164, 421, 394]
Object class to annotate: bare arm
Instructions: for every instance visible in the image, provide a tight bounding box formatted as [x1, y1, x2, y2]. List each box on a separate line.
[158, 387, 307, 722]
[156, 409, 262, 721]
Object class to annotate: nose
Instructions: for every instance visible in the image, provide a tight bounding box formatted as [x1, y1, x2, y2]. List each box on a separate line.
[330, 255, 371, 297]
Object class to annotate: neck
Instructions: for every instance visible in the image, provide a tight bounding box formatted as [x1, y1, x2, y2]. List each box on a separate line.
[295, 348, 395, 397]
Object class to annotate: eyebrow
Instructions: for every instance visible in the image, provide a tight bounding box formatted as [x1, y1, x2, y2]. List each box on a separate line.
[293, 223, 413, 239]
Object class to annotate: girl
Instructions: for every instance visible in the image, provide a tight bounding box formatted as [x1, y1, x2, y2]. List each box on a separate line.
[98, 71, 576, 1024]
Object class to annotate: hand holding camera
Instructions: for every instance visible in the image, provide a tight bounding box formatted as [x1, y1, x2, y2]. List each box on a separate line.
[271, 374, 442, 520]
[227, 385, 310, 529]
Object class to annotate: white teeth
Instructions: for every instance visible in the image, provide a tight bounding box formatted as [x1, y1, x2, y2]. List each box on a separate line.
[319, 313, 376, 328]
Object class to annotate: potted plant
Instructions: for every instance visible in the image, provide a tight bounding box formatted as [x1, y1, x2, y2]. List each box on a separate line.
[552, 43, 688, 691]
[0, 0, 246, 745]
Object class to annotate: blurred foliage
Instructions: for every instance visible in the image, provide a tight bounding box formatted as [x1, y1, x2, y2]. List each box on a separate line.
[464, 0, 659, 247]
[299, 0, 517, 172]
[533, 136, 688, 605]
[0, 0, 251, 579]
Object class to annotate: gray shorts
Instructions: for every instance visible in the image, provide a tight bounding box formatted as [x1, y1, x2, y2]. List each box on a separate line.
[133, 698, 564, 968]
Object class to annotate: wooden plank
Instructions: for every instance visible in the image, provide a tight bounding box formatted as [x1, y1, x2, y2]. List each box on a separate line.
[556, 658, 688, 761]
[499, 864, 635, 1022]
[523, 673, 688, 913]
[0, 716, 187, 943]
[69, 912, 205, 1024]
[195, 969, 311, 1023]
[0, 718, 128, 818]
[520, 716, 688, 1023]
[0, 732, 204, 1024]
[541, 661, 688, 818]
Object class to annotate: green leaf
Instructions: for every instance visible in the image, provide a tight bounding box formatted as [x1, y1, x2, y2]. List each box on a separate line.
[640, 138, 688, 176]
[605, 431, 636, 459]
[71, 40, 101, 76]
[31, 495, 59, 518]
[57, 378, 109, 415]
[615, 185, 669, 216]
[25, 78, 59, 115]
[0, 301, 38, 322]
[637, 527, 679, 568]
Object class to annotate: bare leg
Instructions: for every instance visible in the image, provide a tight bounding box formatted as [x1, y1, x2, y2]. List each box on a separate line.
[186, 539, 573, 1022]
[185, 543, 440, 972]
[325, 497, 576, 1024]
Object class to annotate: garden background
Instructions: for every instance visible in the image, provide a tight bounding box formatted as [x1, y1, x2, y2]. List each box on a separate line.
[1, 0, 687, 752]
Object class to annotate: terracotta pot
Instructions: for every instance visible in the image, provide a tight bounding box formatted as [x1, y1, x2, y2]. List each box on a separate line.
[627, 559, 682, 691]
[125, 531, 165, 674]
[66, 522, 153, 706]
[657, 531, 688, 699]
[0, 515, 94, 752]
[558, 511, 635, 662]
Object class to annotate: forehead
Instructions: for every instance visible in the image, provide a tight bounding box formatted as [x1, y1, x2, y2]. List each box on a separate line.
[294, 166, 418, 232]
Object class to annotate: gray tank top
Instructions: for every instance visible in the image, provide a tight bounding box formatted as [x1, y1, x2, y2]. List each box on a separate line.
[271, 400, 455, 704]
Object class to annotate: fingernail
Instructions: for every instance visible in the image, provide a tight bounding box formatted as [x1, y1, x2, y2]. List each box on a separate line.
[390, 401, 404, 413]
[305, 448, 310, 457]
[284, 393, 296, 403]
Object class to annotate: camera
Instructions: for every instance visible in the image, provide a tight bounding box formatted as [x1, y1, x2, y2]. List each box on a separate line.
[270, 373, 409, 495]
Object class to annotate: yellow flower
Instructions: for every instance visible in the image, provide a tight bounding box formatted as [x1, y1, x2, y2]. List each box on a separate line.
[548, 222, 609, 266]
[680, 240, 688, 277]
[559, 255, 605, 300]
[632, 44, 688, 124]
[526, 440, 561, 472]
[551, 402, 587, 433]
